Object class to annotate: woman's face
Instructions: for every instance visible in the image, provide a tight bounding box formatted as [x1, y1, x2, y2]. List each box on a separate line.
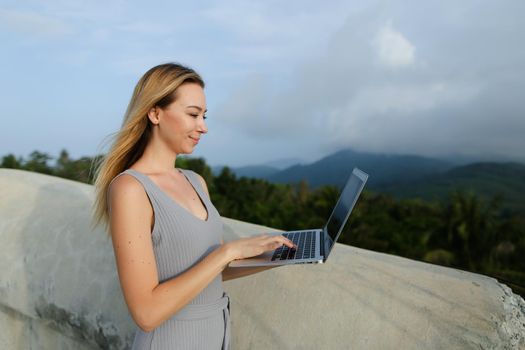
[150, 82, 208, 155]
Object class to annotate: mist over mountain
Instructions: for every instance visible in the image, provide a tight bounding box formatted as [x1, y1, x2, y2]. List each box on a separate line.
[262, 157, 305, 170]
[225, 165, 280, 178]
[212, 157, 305, 178]
[266, 148, 454, 188]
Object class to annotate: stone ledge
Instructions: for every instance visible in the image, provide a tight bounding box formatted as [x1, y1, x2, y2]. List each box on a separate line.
[1, 169, 524, 349]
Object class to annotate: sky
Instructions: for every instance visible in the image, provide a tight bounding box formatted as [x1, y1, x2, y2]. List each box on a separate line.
[1, 0, 524, 167]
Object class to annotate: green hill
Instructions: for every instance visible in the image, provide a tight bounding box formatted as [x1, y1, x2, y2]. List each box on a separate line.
[267, 148, 453, 188]
[377, 162, 525, 213]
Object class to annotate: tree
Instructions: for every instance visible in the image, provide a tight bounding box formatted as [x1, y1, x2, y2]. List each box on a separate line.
[24, 151, 54, 175]
[1, 154, 23, 169]
[54, 149, 96, 183]
[439, 191, 500, 270]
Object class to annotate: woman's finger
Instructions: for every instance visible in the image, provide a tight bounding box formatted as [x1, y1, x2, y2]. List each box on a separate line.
[269, 235, 295, 249]
[268, 241, 281, 250]
[279, 236, 295, 248]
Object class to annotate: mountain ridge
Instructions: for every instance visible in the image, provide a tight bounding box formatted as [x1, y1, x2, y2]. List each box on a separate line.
[218, 148, 525, 213]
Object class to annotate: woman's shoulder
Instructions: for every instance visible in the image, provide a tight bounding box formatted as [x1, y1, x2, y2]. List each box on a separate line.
[109, 171, 146, 200]
[107, 171, 153, 218]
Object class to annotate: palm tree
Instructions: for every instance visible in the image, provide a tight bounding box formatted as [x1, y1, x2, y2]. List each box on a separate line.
[441, 190, 500, 270]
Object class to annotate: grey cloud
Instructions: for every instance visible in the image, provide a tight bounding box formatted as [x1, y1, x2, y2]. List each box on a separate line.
[215, 0, 525, 161]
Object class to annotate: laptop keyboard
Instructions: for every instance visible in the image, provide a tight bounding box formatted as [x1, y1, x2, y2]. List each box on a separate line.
[271, 231, 316, 261]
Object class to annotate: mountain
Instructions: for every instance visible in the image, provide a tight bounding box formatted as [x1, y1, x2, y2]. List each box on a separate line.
[437, 153, 525, 166]
[212, 157, 305, 178]
[377, 162, 525, 212]
[228, 165, 280, 178]
[212, 149, 525, 212]
[262, 157, 305, 170]
[266, 149, 454, 188]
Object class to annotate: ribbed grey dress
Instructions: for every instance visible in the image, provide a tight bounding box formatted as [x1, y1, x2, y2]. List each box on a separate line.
[114, 168, 230, 350]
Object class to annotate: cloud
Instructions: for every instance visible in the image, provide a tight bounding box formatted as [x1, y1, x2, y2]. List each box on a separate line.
[215, 2, 525, 161]
[344, 82, 481, 118]
[201, 0, 352, 67]
[372, 21, 415, 68]
[0, 9, 73, 38]
[3, 0, 524, 165]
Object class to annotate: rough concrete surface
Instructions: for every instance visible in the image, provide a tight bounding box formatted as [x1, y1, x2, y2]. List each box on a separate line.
[1, 169, 524, 349]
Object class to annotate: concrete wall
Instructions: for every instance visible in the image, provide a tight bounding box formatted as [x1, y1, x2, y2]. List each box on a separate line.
[1, 169, 524, 349]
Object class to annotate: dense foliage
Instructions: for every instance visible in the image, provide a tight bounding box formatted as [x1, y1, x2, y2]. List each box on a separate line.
[1, 150, 101, 184]
[2, 150, 524, 296]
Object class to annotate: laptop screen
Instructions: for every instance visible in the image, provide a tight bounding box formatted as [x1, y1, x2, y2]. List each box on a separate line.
[323, 168, 368, 258]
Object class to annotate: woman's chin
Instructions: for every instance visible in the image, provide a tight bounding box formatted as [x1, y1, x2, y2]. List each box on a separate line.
[179, 147, 195, 155]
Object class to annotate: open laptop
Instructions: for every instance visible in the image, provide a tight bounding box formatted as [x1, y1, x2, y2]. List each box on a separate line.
[229, 168, 369, 267]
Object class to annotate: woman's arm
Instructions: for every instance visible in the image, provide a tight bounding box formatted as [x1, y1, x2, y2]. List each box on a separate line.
[109, 174, 293, 332]
[222, 265, 278, 281]
[194, 174, 287, 282]
[110, 174, 226, 332]
[220, 238, 281, 281]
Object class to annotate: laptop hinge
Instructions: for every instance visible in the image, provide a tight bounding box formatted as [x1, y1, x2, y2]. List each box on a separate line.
[320, 229, 325, 261]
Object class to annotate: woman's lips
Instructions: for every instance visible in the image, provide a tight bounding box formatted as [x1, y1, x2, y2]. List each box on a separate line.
[190, 136, 199, 145]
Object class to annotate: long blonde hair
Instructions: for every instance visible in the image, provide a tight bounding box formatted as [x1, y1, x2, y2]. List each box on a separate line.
[92, 63, 204, 230]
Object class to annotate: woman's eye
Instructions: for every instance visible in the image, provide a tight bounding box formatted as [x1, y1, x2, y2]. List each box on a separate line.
[189, 113, 207, 120]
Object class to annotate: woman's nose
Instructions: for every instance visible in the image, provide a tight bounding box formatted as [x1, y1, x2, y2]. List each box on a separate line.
[198, 117, 208, 134]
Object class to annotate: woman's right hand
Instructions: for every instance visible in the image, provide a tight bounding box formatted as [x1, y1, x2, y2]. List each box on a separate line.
[224, 234, 296, 261]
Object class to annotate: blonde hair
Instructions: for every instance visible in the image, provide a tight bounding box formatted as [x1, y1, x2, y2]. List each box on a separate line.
[92, 63, 204, 230]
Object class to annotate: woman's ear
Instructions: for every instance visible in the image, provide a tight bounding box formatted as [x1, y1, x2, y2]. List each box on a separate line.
[147, 106, 160, 125]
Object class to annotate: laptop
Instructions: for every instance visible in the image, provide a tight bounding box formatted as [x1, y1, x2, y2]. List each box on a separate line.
[229, 168, 368, 267]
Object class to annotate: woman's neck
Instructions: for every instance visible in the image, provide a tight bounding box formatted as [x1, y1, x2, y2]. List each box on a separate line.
[132, 140, 178, 175]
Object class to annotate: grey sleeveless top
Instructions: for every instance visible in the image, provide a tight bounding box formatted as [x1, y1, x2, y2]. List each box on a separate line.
[114, 168, 230, 350]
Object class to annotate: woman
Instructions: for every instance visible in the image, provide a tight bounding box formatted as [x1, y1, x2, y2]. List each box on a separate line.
[92, 63, 295, 349]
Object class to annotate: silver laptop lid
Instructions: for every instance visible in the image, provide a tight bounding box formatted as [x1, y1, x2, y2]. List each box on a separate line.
[322, 168, 368, 261]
